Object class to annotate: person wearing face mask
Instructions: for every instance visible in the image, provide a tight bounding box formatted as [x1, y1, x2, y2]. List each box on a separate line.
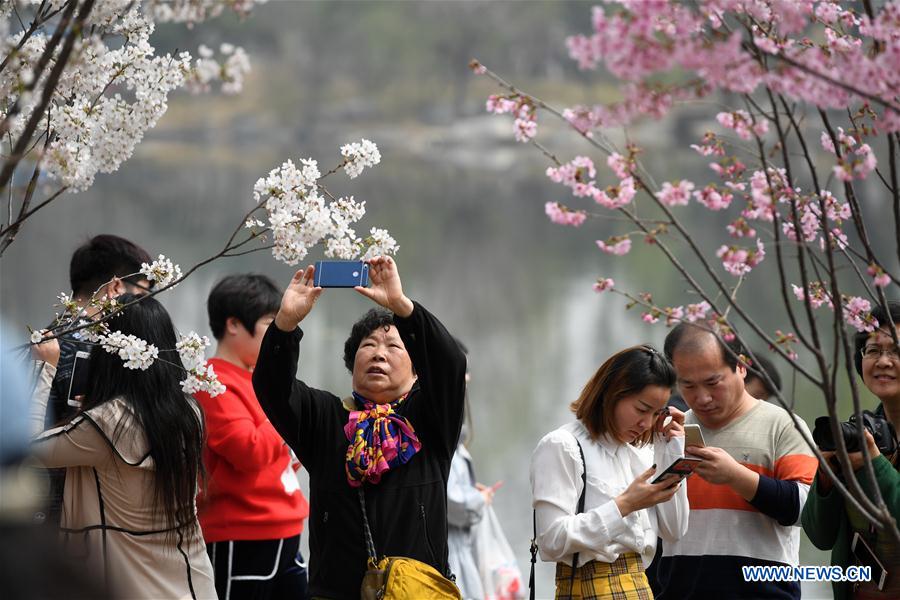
[251, 256, 466, 600]
[530, 346, 689, 599]
[803, 300, 900, 600]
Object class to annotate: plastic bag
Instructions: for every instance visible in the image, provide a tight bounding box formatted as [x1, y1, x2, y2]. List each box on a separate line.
[473, 504, 524, 600]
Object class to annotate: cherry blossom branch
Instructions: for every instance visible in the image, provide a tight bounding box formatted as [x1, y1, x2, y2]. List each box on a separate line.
[619, 202, 821, 384]
[222, 244, 274, 258]
[769, 52, 900, 116]
[0, 0, 95, 205]
[22, 200, 268, 346]
[756, 94, 820, 355]
[819, 110, 899, 288]
[0, 0, 53, 74]
[763, 92, 835, 360]
[0, 0, 81, 140]
[480, 65, 827, 379]
[0, 144, 44, 255]
[0, 185, 67, 240]
[890, 133, 900, 268]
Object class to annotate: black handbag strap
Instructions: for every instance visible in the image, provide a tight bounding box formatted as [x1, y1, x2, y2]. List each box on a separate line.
[358, 488, 378, 563]
[530, 433, 587, 600]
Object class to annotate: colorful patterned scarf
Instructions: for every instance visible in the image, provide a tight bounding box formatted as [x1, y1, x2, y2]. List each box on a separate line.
[344, 391, 421, 487]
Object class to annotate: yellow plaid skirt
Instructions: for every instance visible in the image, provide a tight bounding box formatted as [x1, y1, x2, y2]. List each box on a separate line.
[554, 552, 652, 600]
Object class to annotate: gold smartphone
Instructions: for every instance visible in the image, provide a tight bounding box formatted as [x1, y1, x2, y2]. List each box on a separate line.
[684, 424, 706, 448]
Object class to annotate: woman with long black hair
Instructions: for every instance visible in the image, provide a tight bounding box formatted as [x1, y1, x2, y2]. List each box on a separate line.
[31, 294, 216, 599]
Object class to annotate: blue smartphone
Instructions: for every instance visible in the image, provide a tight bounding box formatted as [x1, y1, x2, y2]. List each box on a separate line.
[313, 260, 369, 288]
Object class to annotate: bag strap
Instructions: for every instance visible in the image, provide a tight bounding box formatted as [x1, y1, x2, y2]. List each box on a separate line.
[357, 488, 378, 564]
[530, 432, 587, 600]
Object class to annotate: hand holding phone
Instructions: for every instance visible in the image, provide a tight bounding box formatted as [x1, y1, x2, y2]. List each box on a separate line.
[616, 465, 683, 516]
[651, 457, 703, 484]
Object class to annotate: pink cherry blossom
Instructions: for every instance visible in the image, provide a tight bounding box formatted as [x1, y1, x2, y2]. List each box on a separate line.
[607, 153, 631, 178]
[753, 34, 779, 54]
[844, 296, 877, 332]
[546, 156, 599, 198]
[486, 95, 519, 114]
[664, 305, 685, 327]
[815, 2, 841, 25]
[727, 217, 756, 238]
[868, 264, 892, 288]
[717, 238, 765, 276]
[594, 177, 636, 209]
[716, 110, 768, 140]
[563, 107, 596, 134]
[691, 132, 726, 157]
[596, 236, 632, 256]
[833, 142, 877, 181]
[593, 278, 615, 293]
[693, 184, 733, 210]
[684, 301, 712, 323]
[658, 180, 695, 206]
[514, 118, 537, 143]
[545, 202, 588, 227]
[792, 281, 834, 309]
[642, 312, 660, 324]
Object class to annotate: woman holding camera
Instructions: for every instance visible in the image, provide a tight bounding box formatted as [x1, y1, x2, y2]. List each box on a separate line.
[530, 346, 689, 599]
[802, 301, 900, 600]
[31, 295, 216, 599]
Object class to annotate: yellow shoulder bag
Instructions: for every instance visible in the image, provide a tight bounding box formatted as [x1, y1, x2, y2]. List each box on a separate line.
[358, 489, 461, 600]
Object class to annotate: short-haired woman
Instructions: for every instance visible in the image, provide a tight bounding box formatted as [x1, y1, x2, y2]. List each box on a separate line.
[802, 300, 900, 600]
[530, 345, 689, 599]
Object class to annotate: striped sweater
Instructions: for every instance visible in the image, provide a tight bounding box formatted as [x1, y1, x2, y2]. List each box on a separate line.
[656, 400, 818, 599]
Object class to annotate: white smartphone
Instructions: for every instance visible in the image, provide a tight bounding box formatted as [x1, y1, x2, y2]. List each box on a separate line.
[66, 350, 90, 408]
[852, 532, 888, 591]
[684, 424, 706, 448]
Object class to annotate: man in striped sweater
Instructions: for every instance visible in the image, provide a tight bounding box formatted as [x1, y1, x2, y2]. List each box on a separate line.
[655, 324, 818, 599]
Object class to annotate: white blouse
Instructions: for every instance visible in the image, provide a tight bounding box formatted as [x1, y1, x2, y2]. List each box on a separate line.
[530, 420, 689, 568]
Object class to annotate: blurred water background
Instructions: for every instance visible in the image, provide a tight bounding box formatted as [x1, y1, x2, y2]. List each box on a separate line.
[7, 2, 900, 597]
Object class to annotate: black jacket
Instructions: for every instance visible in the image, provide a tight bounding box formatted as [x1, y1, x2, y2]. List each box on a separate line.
[253, 302, 466, 599]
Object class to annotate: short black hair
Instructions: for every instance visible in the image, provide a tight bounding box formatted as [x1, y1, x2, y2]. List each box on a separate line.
[744, 352, 782, 394]
[69, 234, 152, 296]
[664, 322, 746, 372]
[343, 308, 395, 372]
[854, 300, 900, 376]
[207, 274, 281, 340]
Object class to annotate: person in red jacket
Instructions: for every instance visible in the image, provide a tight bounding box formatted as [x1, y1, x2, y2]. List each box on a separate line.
[195, 273, 310, 600]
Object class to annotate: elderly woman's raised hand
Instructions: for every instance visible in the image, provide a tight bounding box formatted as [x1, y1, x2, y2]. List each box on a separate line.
[274, 266, 324, 331]
[355, 256, 414, 318]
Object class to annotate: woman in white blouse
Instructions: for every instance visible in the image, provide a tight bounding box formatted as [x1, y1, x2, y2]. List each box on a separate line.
[530, 345, 689, 599]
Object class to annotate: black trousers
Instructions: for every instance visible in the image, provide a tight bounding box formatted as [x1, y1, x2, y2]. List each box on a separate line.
[207, 534, 308, 600]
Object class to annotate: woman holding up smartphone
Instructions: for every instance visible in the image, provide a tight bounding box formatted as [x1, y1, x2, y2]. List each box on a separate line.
[530, 346, 689, 599]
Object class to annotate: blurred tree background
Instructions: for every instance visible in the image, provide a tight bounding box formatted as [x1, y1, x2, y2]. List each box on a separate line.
[7, 2, 896, 597]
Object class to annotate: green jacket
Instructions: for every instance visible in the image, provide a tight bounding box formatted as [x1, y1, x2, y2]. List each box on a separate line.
[801, 455, 900, 600]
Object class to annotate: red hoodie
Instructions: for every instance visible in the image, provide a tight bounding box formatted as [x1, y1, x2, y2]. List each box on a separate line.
[195, 358, 309, 542]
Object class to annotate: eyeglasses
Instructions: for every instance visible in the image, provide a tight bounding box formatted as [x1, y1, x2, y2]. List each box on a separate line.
[124, 277, 155, 293]
[860, 345, 900, 362]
